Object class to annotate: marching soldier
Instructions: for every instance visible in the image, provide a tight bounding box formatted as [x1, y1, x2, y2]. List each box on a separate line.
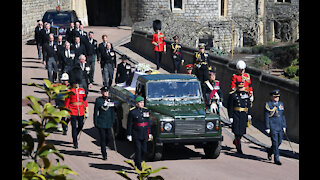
[93, 86, 116, 160]
[152, 19, 166, 70]
[64, 67, 89, 149]
[171, 35, 184, 73]
[193, 43, 209, 83]
[127, 96, 153, 170]
[231, 60, 254, 105]
[265, 89, 287, 165]
[115, 55, 132, 84]
[202, 66, 223, 114]
[227, 82, 252, 154]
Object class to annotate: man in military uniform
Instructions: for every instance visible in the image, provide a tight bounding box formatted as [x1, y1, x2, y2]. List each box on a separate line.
[170, 35, 184, 73]
[202, 66, 223, 114]
[115, 55, 132, 84]
[230, 60, 254, 105]
[127, 96, 153, 170]
[193, 43, 209, 83]
[64, 67, 89, 149]
[152, 20, 166, 70]
[265, 89, 287, 165]
[227, 82, 252, 154]
[93, 86, 116, 160]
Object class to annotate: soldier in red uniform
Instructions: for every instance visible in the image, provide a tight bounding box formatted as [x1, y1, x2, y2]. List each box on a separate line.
[152, 20, 166, 70]
[230, 60, 254, 105]
[64, 67, 88, 149]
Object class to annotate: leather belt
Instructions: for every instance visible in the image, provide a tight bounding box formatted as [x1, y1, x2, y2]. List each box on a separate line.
[133, 122, 148, 127]
[70, 102, 84, 106]
[234, 107, 248, 112]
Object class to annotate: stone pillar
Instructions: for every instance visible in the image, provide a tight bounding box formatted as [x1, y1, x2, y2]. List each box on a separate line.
[71, 0, 88, 26]
[120, 0, 133, 26]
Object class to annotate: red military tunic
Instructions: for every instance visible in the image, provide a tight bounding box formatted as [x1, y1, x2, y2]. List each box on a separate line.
[152, 32, 166, 52]
[231, 73, 253, 96]
[64, 87, 88, 116]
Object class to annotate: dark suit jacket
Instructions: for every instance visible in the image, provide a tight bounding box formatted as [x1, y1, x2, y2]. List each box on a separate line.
[34, 26, 43, 44]
[93, 97, 115, 129]
[97, 42, 114, 62]
[66, 27, 75, 44]
[58, 48, 75, 71]
[115, 62, 132, 84]
[40, 27, 54, 45]
[98, 46, 116, 68]
[71, 43, 87, 61]
[86, 38, 98, 56]
[43, 42, 58, 62]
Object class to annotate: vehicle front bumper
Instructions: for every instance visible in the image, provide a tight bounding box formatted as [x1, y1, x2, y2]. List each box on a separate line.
[158, 136, 223, 144]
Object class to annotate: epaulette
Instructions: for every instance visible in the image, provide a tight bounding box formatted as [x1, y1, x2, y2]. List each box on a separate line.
[130, 107, 136, 111]
[229, 89, 236, 94]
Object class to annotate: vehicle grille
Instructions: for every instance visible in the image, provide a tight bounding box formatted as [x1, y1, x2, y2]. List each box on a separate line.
[175, 120, 205, 135]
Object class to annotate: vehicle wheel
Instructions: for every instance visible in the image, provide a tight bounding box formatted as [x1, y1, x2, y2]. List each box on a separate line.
[203, 141, 221, 159]
[146, 138, 163, 161]
[113, 107, 125, 140]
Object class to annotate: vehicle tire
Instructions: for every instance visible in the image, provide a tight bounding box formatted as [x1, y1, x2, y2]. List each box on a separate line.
[203, 141, 221, 159]
[113, 107, 125, 140]
[146, 138, 163, 161]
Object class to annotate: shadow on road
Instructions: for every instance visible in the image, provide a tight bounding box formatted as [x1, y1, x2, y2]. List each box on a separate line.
[249, 145, 299, 160]
[59, 149, 102, 160]
[88, 163, 132, 171]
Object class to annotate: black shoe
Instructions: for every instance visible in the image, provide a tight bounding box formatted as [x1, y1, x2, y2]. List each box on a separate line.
[63, 131, 67, 135]
[274, 160, 282, 165]
[237, 149, 243, 155]
[267, 149, 272, 160]
[102, 155, 107, 160]
[74, 144, 78, 149]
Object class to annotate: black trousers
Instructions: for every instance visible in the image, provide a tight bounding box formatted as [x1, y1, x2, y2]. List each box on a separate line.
[234, 135, 242, 152]
[70, 115, 84, 147]
[134, 138, 147, 170]
[154, 51, 163, 70]
[196, 65, 209, 83]
[97, 128, 113, 157]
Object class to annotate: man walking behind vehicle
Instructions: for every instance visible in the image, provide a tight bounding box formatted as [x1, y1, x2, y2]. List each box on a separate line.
[93, 86, 116, 160]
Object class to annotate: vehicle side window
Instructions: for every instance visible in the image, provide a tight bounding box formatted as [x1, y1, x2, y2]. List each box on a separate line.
[136, 82, 146, 98]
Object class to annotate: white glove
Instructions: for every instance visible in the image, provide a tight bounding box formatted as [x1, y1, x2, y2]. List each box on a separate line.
[283, 128, 286, 133]
[266, 129, 270, 134]
[218, 102, 223, 107]
[85, 112, 89, 119]
[127, 135, 132, 142]
[248, 115, 252, 120]
[250, 95, 254, 102]
[229, 118, 233, 123]
[104, 100, 108, 107]
[148, 134, 153, 141]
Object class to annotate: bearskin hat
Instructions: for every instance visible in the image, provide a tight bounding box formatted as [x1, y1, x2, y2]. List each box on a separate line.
[153, 19, 162, 32]
[69, 66, 82, 85]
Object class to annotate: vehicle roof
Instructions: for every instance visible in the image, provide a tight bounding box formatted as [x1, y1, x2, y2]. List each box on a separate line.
[44, 9, 75, 13]
[138, 74, 198, 83]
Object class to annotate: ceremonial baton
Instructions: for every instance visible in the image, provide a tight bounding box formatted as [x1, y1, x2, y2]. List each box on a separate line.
[284, 131, 295, 155]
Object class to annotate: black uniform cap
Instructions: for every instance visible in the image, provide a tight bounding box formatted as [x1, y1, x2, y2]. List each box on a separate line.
[153, 19, 162, 31]
[69, 66, 82, 85]
[120, 55, 128, 60]
[100, 86, 109, 92]
[270, 89, 280, 96]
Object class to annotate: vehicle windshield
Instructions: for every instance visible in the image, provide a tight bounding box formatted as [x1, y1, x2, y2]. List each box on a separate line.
[147, 81, 202, 99]
[43, 12, 71, 24]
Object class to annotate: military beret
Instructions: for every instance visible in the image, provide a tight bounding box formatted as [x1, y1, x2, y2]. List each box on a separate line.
[135, 96, 144, 102]
[270, 89, 280, 96]
[100, 86, 109, 91]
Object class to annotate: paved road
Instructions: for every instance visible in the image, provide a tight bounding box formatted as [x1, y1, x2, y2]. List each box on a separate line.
[22, 26, 299, 180]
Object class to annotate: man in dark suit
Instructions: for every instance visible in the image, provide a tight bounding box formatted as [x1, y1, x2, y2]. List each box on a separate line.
[265, 89, 287, 165]
[115, 55, 132, 84]
[71, 36, 87, 61]
[55, 35, 65, 81]
[41, 23, 54, 63]
[93, 86, 116, 160]
[86, 31, 98, 82]
[97, 42, 116, 87]
[34, 20, 43, 60]
[43, 34, 58, 83]
[58, 41, 75, 74]
[127, 96, 153, 170]
[66, 22, 75, 45]
[75, 54, 93, 98]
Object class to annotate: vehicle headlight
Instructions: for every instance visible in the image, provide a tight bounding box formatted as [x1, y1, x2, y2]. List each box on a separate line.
[164, 123, 172, 131]
[206, 122, 214, 130]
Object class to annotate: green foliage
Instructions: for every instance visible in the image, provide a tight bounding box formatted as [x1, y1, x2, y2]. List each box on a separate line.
[22, 80, 77, 180]
[284, 58, 299, 80]
[116, 160, 168, 180]
[210, 47, 227, 57]
[254, 55, 272, 68]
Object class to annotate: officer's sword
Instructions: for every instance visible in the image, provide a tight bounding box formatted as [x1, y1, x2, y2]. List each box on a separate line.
[284, 131, 295, 155]
[111, 128, 118, 152]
